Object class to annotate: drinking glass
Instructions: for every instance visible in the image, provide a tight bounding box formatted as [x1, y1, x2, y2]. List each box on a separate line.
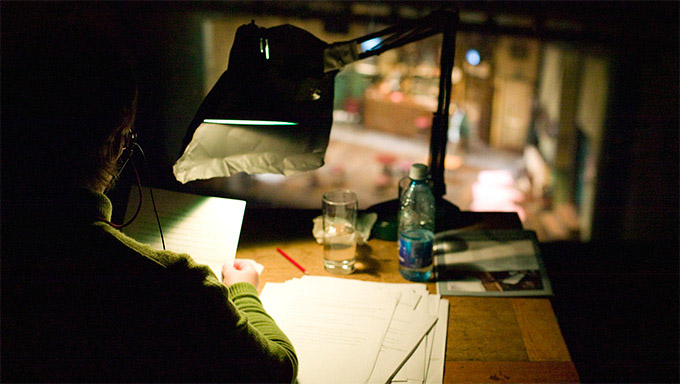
[322, 190, 358, 274]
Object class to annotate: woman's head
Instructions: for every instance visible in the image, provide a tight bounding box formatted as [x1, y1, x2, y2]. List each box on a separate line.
[3, 22, 138, 195]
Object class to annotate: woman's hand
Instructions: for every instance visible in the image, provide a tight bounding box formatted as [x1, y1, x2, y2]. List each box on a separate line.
[222, 259, 260, 288]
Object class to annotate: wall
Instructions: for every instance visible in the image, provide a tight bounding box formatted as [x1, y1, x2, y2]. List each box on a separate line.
[490, 37, 540, 151]
[530, 43, 612, 240]
[575, 56, 609, 240]
[592, 8, 679, 243]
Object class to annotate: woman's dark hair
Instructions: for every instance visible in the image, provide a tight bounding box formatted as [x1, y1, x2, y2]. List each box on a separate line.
[2, 22, 138, 195]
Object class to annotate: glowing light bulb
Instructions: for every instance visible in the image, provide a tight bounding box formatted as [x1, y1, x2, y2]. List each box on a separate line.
[465, 49, 481, 66]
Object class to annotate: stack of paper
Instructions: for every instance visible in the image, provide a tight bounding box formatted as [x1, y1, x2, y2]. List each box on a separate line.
[259, 276, 449, 384]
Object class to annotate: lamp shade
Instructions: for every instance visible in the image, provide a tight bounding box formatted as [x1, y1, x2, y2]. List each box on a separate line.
[174, 21, 337, 183]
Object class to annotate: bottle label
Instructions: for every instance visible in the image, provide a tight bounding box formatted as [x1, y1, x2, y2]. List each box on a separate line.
[398, 231, 433, 269]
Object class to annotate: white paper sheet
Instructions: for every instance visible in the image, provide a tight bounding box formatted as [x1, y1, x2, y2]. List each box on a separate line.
[298, 275, 428, 293]
[260, 280, 401, 384]
[123, 187, 246, 279]
[261, 276, 443, 384]
[425, 299, 449, 384]
[367, 303, 437, 384]
[391, 293, 441, 383]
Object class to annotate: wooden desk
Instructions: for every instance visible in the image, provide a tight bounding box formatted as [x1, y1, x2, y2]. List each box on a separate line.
[237, 208, 579, 383]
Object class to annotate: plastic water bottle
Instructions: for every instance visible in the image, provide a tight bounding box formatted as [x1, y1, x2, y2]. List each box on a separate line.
[398, 163, 435, 282]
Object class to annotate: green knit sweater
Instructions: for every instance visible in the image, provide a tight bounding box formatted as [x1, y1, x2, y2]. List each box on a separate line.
[1, 189, 297, 383]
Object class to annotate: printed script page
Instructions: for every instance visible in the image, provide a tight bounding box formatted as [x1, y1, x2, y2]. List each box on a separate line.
[123, 187, 246, 278]
[260, 279, 401, 384]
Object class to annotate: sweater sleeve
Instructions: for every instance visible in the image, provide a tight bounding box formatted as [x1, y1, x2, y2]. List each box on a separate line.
[226, 282, 299, 381]
[169, 259, 298, 383]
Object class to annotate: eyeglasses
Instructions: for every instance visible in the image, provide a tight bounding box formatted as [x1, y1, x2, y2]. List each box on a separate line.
[123, 129, 137, 152]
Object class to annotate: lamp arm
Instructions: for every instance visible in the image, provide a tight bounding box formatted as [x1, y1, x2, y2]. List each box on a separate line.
[430, 11, 458, 199]
[323, 9, 458, 72]
[323, 8, 459, 200]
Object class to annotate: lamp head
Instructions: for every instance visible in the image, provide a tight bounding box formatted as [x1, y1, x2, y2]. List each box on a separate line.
[174, 21, 337, 183]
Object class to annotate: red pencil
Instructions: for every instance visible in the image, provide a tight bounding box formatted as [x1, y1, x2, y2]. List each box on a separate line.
[276, 248, 308, 275]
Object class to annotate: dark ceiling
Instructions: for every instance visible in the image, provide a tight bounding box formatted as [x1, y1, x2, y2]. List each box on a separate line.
[186, 1, 677, 49]
[4, 1, 676, 50]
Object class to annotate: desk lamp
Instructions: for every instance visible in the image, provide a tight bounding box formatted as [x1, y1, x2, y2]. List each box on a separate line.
[175, 8, 461, 229]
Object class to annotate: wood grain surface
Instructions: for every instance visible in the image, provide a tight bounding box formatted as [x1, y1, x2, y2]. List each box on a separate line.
[237, 208, 579, 382]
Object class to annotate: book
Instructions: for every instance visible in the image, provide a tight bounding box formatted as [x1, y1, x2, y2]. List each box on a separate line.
[434, 230, 552, 297]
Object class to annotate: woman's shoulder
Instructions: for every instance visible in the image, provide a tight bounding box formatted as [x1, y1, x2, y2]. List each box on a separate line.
[95, 222, 223, 286]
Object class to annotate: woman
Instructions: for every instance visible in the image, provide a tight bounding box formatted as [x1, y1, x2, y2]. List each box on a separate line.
[1, 20, 297, 383]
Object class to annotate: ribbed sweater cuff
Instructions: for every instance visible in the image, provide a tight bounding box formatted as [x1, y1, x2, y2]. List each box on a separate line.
[227, 282, 259, 298]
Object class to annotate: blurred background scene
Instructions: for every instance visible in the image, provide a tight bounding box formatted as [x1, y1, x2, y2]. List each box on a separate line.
[5, 1, 672, 244]
[2, 2, 678, 382]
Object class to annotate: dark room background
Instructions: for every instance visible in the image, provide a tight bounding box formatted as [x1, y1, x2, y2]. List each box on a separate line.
[2, 2, 678, 382]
